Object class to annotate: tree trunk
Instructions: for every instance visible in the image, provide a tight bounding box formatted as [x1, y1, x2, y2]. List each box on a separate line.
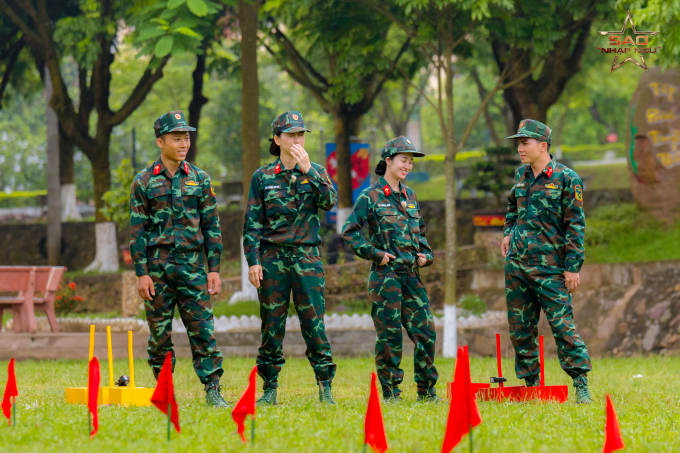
[45, 65, 61, 266]
[187, 44, 209, 164]
[59, 123, 82, 220]
[443, 44, 458, 358]
[333, 111, 361, 209]
[239, 0, 261, 206]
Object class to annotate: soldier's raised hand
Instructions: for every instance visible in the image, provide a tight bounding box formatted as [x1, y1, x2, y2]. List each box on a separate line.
[249, 265, 264, 288]
[137, 275, 155, 301]
[291, 144, 311, 173]
[380, 252, 396, 266]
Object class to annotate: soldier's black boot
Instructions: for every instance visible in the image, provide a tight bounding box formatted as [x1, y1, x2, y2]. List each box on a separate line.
[205, 378, 229, 408]
[525, 375, 540, 387]
[318, 380, 336, 405]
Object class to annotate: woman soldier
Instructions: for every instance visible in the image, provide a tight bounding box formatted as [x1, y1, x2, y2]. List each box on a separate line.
[342, 136, 439, 402]
[243, 111, 338, 405]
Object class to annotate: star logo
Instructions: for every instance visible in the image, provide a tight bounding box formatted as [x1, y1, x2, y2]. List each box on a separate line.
[292, 114, 299, 120]
[175, 113, 181, 119]
[598, 10, 659, 72]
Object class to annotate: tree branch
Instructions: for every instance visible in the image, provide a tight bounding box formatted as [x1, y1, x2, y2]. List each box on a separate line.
[0, 0, 41, 47]
[270, 24, 329, 88]
[0, 38, 23, 108]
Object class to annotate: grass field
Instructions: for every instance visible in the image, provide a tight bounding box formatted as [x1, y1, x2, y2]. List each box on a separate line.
[1, 356, 679, 452]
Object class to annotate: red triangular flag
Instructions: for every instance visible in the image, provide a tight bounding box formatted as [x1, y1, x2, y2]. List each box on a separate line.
[603, 394, 625, 453]
[2, 358, 18, 425]
[364, 372, 388, 453]
[151, 352, 180, 433]
[231, 366, 257, 443]
[442, 347, 482, 453]
[88, 357, 100, 439]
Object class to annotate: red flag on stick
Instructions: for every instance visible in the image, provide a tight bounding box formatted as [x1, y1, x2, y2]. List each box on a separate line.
[151, 352, 180, 435]
[232, 366, 257, 443]
[364, 372, 388, 453]
[2, 358, 18, 426]
[88, 357, 100, 439]
[442, 347, 482, 453]
[603, 394, 625, 453]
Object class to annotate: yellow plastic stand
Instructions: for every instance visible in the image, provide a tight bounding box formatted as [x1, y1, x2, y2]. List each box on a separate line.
[109, 331, 154, 407]
[65, 325, 97, 404]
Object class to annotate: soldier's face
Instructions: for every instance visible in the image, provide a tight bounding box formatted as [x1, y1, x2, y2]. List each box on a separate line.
[386, 153, 414, 180]
[275, 131, 306, 154]
[157, 132, 191, 162]
[517, 138, 547, 164]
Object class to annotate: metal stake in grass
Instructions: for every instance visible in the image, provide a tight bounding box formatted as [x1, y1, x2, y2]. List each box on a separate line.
[12, 399, 16, 427]
[251, 417, 255, 445]
[167, 402, 171, 442]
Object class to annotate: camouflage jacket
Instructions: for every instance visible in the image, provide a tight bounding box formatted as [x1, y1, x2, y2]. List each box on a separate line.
[503, 155, 585, 272]
[243, 158, 337, 266]
[342, 177, 434, 271]
[129, 158, 222, 277]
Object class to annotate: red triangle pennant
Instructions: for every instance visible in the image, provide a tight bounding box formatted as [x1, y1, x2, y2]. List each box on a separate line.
[603, 394, 625, 453]
[442, 347, 482, 453]
[1, 358, 18, 425]
[88, 357, 100, 439]
[231, 366, 257, 443]
[364, 372, 388, 453]
[151, 352, 180, 433]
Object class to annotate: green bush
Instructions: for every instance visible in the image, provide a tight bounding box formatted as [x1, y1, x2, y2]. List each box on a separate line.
[100, 158, 136, 229]
[458, 294, 487, 317]
[585, 203, 658, 247]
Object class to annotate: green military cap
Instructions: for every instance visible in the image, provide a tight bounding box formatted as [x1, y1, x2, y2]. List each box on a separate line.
[271, 111, 311, 136]
[153, 110, 196, 138]
[506, 119, 552, 144]
[379, 136, 425, 163]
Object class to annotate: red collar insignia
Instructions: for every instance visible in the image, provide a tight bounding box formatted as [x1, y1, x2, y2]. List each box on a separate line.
[153, 164, 161, 175]
[383, 184, 391, 196]
[274, 164, 281, 175]
[183, 162, 189, 174]
[546, 166, 553, 178]
[402, 187, 407, 197]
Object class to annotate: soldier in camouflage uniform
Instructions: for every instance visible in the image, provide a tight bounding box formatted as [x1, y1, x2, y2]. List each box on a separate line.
[502, 119, 593, 404]
[129, 110, 228, 408]
[243, 111, 337, 405]
[342, 136, 439, 402]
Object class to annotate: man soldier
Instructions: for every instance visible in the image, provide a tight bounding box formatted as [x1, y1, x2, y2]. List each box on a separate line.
[243, 111, 337, 405]
[130, 110, 228, 407]
[502, 119, 593, 404]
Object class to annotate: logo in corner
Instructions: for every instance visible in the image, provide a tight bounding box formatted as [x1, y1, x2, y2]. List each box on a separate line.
[575, 185, 583, 201]
[597, 10, 660, 72]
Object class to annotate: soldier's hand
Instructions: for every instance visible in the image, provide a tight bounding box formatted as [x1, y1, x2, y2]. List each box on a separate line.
[291, 144, 312, 174]
[564, 271, 580, 292]
[380, 252, 396, 266]
[137, 275, 155, 301]
[416, 253, 427, 267]
[248, 265, 263, 288]
[207, 272, 221, 296]
[501, 236, 511, 257]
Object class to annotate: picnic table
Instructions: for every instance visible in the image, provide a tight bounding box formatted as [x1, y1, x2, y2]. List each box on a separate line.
[0, 266, 66, 333]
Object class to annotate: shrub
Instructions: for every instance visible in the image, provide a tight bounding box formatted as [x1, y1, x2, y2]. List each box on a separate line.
[458, 294, 487, 317]
[55, 282, 84, 315]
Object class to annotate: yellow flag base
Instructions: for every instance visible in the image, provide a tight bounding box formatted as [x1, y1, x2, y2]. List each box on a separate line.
[109, 387, 154, 407]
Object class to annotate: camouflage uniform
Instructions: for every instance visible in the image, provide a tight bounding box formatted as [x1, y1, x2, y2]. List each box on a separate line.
[243, 111, 337, 389]
[504, 119, 592, 381]
[130, 111, 223, 385]
[342, 136, 438, 398]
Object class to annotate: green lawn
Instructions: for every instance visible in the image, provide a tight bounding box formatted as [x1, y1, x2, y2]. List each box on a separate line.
[1, 356, 679, 452]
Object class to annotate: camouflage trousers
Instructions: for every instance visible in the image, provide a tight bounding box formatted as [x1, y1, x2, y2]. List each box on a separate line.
[256, 251, 336, 388]
[368, 266, 438, 393]
[505, 257, 592, 379]
[145, 257, 223, 384]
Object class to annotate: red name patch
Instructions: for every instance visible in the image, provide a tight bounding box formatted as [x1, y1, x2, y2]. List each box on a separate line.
[383, 184, 391, 196]
[546, 166, 554, 178]
[153, 164, 161, 175]
[183, 162, 189, 173]
[274, 164, 281, 175]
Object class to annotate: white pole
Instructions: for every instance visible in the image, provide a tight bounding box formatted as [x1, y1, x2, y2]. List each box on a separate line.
[228, 236, 259, 304]
[443, 304, 457, 358]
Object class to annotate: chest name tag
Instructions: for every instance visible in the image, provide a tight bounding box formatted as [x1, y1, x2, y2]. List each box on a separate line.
[378, 203, 391, 208]
[516, 182, 526, 188]
[185, 181, 199, 186]
[149, 181, 165, 189]
[265, 185, 281, 190]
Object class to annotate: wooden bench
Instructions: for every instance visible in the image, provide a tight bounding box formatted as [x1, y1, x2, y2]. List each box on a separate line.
[0, 266, 66, 333]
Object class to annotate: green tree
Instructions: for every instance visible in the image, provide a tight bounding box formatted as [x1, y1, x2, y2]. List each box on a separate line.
[464, 146, 517, 208]
[262, 0, 413, 211]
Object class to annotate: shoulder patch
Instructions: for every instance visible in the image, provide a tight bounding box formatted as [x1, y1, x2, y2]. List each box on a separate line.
[575, 184, 582, 201]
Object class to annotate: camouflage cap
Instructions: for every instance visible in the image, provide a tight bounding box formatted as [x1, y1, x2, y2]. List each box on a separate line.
[154, 110, 196, 138]
[506, 119, 552, 144]
[271, 111, 311, 136]
[379, 136, 425, 162]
